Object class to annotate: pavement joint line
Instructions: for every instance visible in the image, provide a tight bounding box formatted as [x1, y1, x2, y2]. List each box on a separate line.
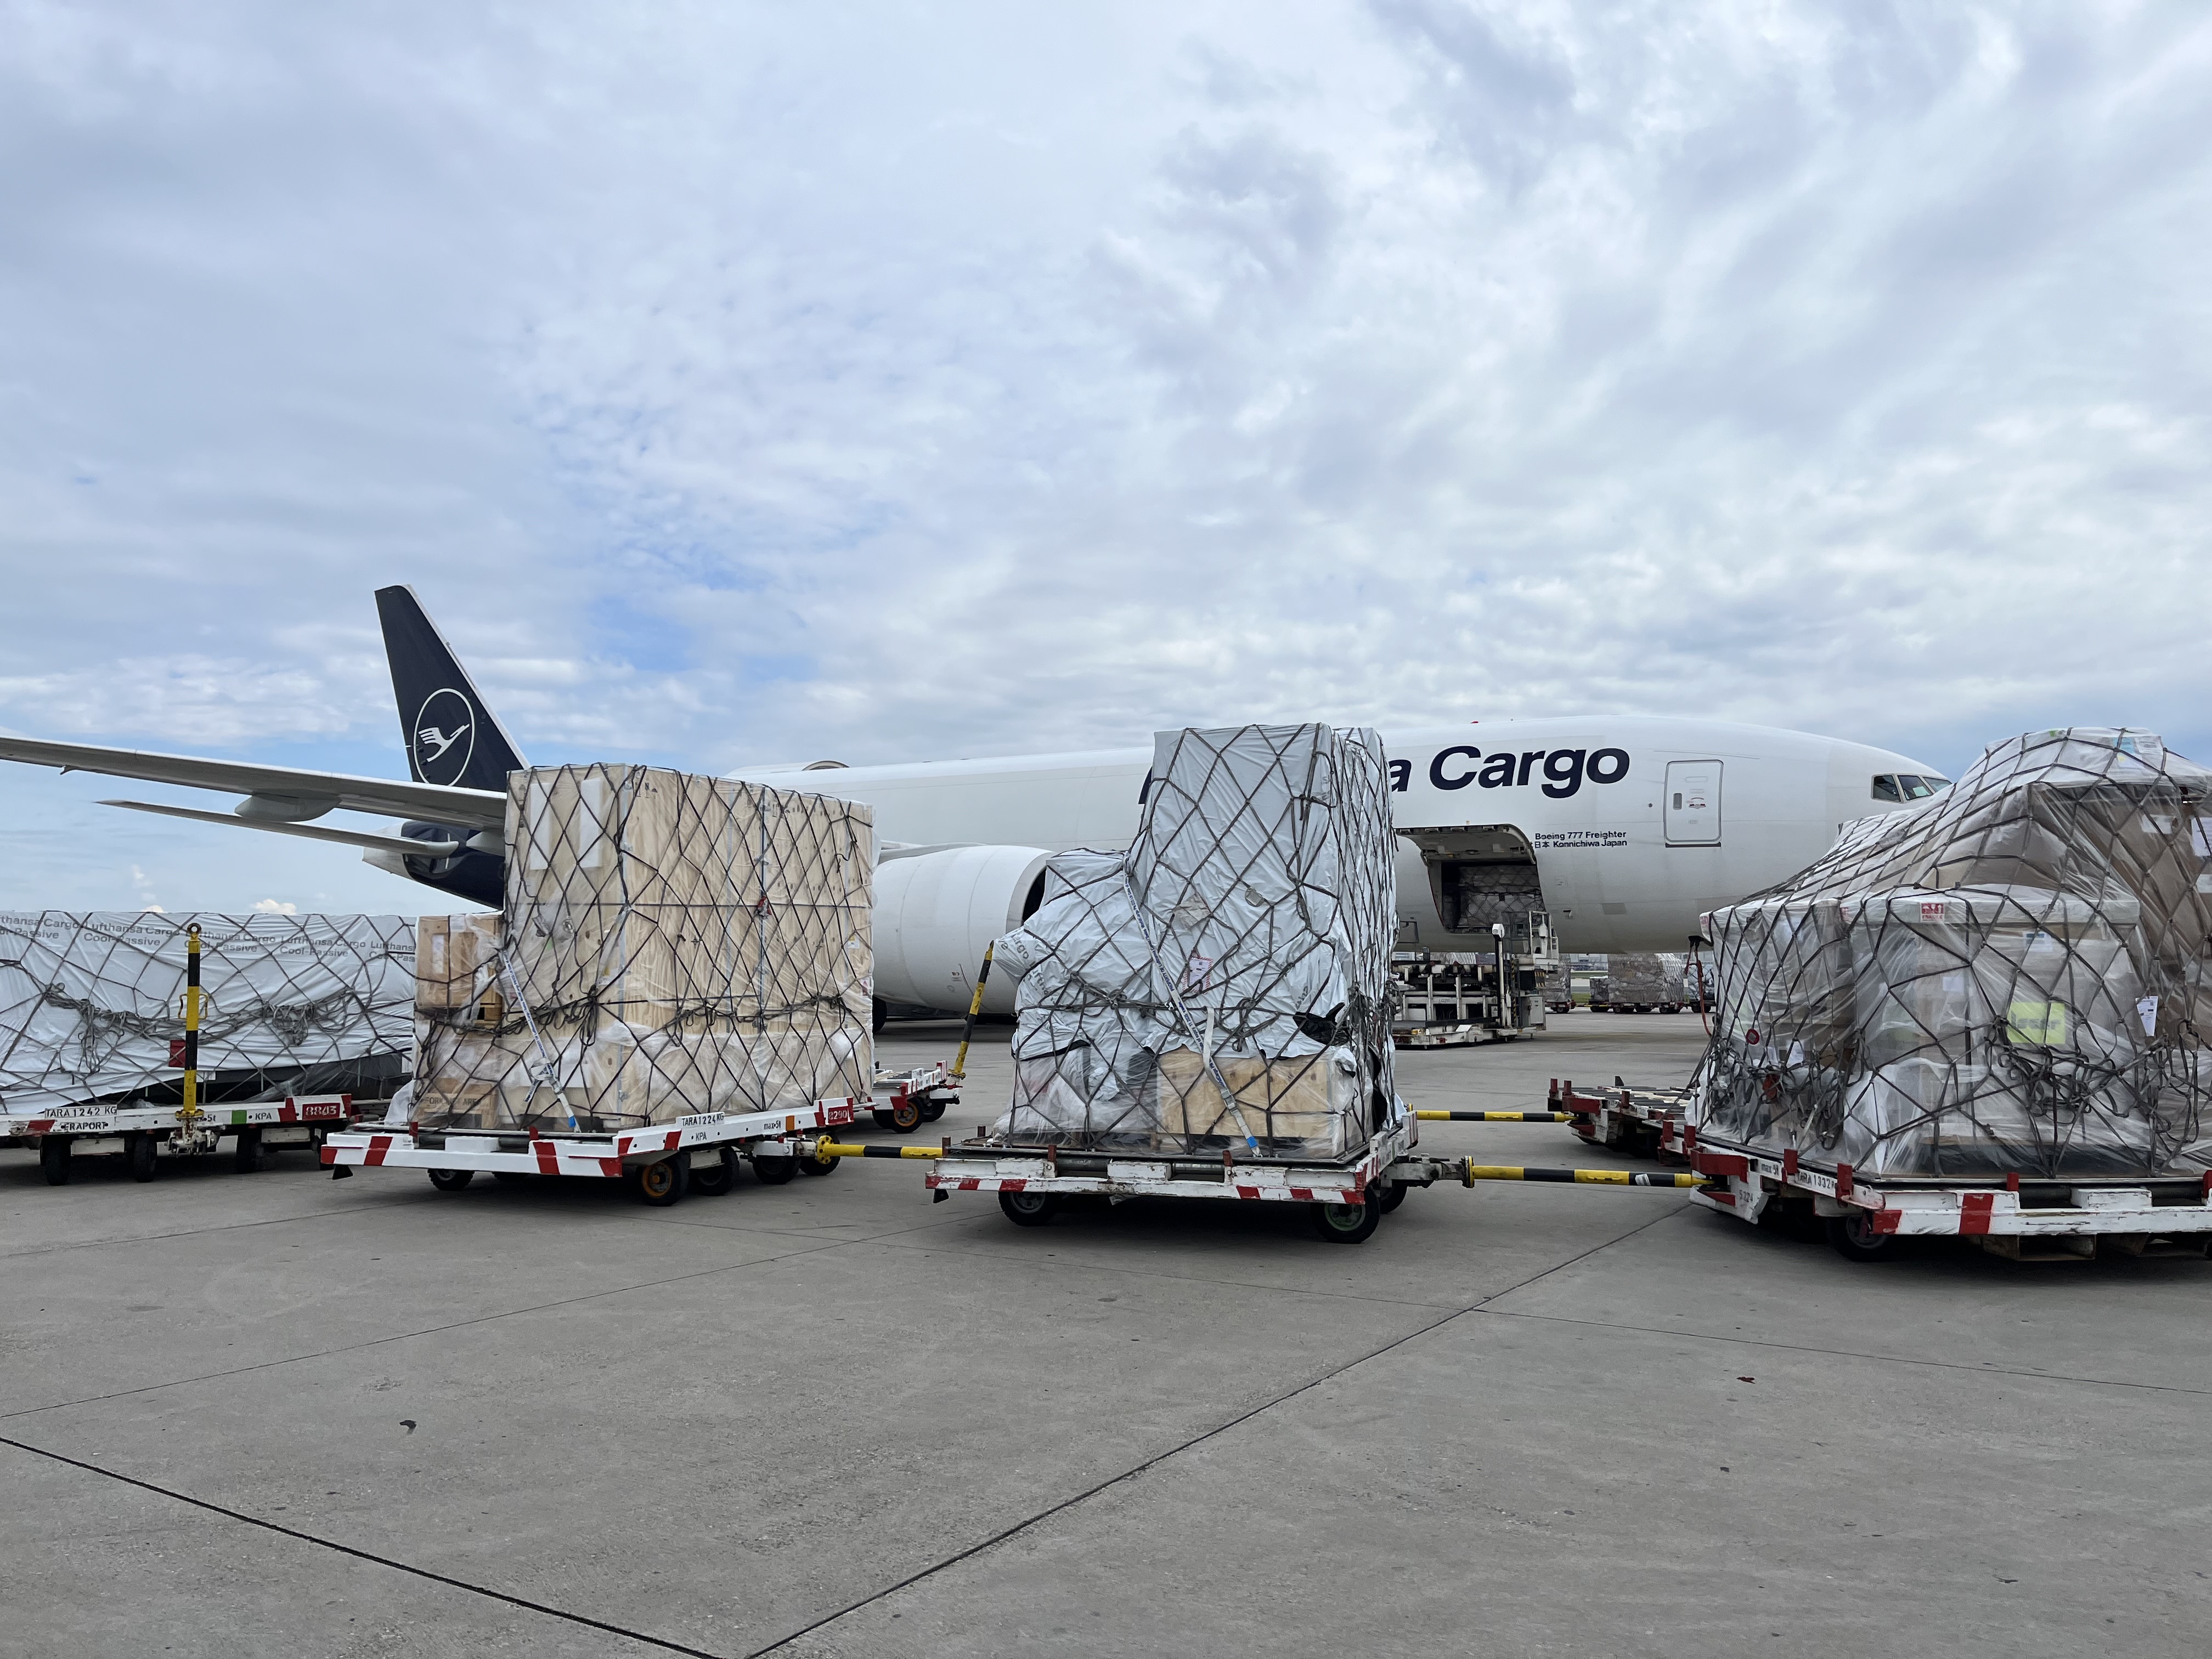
[741, 1206, 1679, 1656]
[0, 1193, 431, 1261]
[1477, 1305, 2212, 1397]
[0, 1219, 956, 1424]
[0, 1435, 723, 1658]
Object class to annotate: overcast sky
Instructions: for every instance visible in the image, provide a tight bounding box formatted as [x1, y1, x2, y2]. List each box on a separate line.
[3, 1, 2208, 913]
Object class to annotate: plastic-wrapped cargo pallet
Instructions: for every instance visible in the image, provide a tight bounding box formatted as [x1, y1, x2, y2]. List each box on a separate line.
[0, 910, 414, 1111]
[1690, 727, 2212, 1178]
[992, 724, 1401, 1160]
[413, 764, 873, 1131]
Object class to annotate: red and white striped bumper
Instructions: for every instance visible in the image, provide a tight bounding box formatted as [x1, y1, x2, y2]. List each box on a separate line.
[321, 1096, 865, 1178]
[925, 1155, 1374, 1205]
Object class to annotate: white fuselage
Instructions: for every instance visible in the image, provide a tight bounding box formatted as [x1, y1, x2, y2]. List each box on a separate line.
[733, 715, 1940, 953]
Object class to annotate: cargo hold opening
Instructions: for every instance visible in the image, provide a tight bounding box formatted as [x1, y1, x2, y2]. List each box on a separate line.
[1403, 825, 1545, 939]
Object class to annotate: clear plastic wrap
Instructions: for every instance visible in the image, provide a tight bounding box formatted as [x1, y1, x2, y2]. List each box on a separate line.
[992, 724, 1401, 1161]
[1690, 729, 2212, 1177]
[412, 764, 873, 1130]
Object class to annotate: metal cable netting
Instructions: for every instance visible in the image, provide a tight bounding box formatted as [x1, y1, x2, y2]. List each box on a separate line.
[413, 764, 874, 1132]
[992, 724, 1402, 1161]
[0, 911, 415, 1110]
[1688, 727, 2212, 1178]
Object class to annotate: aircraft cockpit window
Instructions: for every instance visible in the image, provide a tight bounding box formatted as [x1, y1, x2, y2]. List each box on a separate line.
[1898, 775, 1935, 799]
[1871, 775, 1903, 802]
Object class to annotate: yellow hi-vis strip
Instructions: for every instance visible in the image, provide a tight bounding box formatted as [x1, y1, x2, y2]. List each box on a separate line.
[814, 1139, 943, 1160]
[1461, 1160, 1709, 1189]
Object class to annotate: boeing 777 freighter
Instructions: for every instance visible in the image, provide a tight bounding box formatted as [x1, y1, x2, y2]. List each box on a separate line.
[0, 588, 1947, 1017]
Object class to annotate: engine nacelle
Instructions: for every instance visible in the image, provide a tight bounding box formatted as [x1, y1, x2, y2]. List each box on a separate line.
[873, 844, 1053, 1016]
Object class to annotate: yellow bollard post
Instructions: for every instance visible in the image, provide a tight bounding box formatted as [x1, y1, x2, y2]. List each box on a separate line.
[179, 924, 202, 1123]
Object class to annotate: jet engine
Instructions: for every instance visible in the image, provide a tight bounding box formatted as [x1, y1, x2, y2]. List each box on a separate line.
[872, 844, 1053, 1020]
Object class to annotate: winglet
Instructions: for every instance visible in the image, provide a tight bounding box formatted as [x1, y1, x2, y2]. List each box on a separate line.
[374, 586, 528, 791]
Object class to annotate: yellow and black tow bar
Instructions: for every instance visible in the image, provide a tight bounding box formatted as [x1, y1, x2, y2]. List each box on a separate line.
[805, 1139, 1708, 1190]
[1415, 1110, 1579, 1123]
[813, 1138, 944, 1161]
[1454, 1160, 1711, 1188]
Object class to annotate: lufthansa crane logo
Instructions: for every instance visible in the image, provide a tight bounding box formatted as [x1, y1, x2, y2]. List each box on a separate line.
[411, 688, 476, 786]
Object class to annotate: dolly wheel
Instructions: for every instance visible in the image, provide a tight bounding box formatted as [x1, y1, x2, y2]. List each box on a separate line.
[124, 1132, 159, 1183]
[998, 1190, 1058, 1228]
[690, 1147, 740, 1196]
[1310, 1194, 1383, 1244]
[233, 1128, 267, 1175]
[751, 1153, 798, 1185]
[920, 1099, 947, 1124]
[1379, 1182, 1409, 1214]
[886, 1096, 923, 1133]
[1825, 1211, 1894, 1262]
[39, 1138, 72, 1187]
[633, 1157, 689, 1206]
[428, 1167, 475, 1191]
[795, 1143, 840, 1177]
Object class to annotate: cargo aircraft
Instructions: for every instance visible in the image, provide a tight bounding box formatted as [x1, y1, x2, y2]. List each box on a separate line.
[0, 588, 1946, 1017]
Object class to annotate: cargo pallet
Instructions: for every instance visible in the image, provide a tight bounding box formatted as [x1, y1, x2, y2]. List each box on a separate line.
[323, 1094, 879, 1205]
[5, 1094, 360, 1186]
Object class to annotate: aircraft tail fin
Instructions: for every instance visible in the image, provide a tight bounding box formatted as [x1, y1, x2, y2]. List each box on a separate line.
[375, 585, 529, 791]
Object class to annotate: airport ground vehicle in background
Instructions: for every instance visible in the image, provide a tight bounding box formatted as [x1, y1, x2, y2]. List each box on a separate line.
[1594, 952, 1691, 1014]
[1390, 911, 1556, 1047]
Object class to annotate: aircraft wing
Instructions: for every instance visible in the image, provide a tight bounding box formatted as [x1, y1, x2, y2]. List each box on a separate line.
[0, 735, 508, 831]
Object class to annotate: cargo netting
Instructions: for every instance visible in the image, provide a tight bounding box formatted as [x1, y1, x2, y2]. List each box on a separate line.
[992, 724, 1402, 1161]
[413, 764, 873, 1131]
[1690, 728, 2212, 1178]
[0, 911, 415, 1113]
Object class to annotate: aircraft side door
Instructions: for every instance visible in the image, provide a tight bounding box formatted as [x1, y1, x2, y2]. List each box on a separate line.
[1664, 760, 1722, 845]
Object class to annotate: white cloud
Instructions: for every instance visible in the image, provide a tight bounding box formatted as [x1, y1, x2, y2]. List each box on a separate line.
[251, 898, 298, 915]
[2, 1, 2209, 910]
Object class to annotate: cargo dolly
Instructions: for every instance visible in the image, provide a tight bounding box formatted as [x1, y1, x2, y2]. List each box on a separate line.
[870, 1060, 958, 1133]
[320, 1095, 881, 1205]
[7, 924, 365, 1184]
[7, 1094, 360, 1185]
[1684, 1132, 2212, 1262]
[1553, 1077, 1690, 1161]
[834, 1108, 1712, 1245]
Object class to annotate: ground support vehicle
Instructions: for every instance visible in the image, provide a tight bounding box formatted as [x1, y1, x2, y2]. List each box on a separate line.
[870, 1061, 958, 1133]
[1684, 1133, 2212, 1262]
[320, 1096, 868, 1206]
[1391, 917, 1555, 1049]
[1391, 958, 1548, 1049]
[7, 1094, 359, 1185]
[1557, 1078, 1690, 1161]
